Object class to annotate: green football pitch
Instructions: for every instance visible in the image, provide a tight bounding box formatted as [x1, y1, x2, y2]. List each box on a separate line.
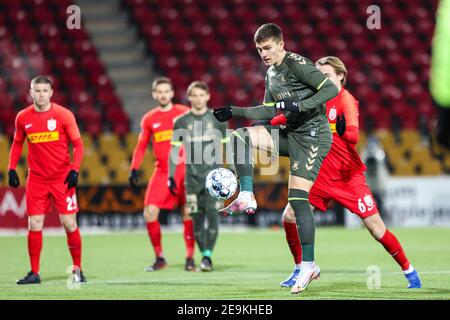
[0, 227, 449, 300]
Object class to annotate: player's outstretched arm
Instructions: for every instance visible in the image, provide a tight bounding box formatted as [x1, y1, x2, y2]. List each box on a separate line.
[279, 62, 339, 113]
[214, 104, 277, 122]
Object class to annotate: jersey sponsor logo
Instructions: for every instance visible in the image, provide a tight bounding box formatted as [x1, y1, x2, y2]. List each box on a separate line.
[329, 107, 337, 120]
[330, 123, 337, 133]
[153, 129, 173, 143]
[27, 131, 60, 143]
[153, 122, 161, 129]
[25, 123, 33, 129]
[47, 118, 57, 131]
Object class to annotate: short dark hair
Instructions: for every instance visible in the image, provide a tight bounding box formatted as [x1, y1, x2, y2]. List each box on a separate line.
[187, 81, 209, 95]
[152, 77, 173, 91]
[254, 23, 283, 43]
[30, 76, 52, 87]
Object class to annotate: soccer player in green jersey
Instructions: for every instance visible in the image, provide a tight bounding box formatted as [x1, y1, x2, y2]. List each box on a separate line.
[168, 81, 229, 271]
[213, 23, 339, 291]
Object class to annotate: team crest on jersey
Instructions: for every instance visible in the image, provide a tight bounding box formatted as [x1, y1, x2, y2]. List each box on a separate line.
[187, 124, 193, 130]
[47, 118, 57, 131]
[363, 194, 375, 210]
[206, 122, 213, 129]
[329, 107, 337, 121]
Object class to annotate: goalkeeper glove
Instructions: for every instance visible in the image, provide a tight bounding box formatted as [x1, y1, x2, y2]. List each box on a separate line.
[8, 169, 20, 188]
[128, 169, 138, 188]
[336, 114, 346, 136]
[167, 177, 177, 196]
[275, 101, 300, 113]
[213, 106, 232, 122]
[64, 170, 79, 189]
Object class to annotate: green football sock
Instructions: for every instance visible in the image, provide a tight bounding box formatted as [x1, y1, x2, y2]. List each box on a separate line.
[288, 189, 315, 261]
[205, 210, 218, 252]
[231, 128, 253, 192]
[192, 213, 206, 253]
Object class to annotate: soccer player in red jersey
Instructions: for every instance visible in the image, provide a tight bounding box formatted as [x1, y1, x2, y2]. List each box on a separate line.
[129, 77, 195, 271]
[8, 76, 85, 285]
[265, 57, 421, 291]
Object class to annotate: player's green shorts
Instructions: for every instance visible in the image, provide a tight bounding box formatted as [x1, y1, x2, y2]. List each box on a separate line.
[263, 124, 332, 181]
[185, 174, 223, 214]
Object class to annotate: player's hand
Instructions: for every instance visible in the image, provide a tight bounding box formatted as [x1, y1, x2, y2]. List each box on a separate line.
[336, 114, 346, 136]
[213, 106, 232, 122]
[275, 101, 300, 113]
[8, 169, 20, 188]
[251, 120, 270, 126]
[64, 170, 78, 189]
[167, 177, 177, 196]
[128, 169, 138, 188]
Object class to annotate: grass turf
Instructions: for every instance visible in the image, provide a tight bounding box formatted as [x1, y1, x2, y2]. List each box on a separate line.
[0, 227, 449, 300]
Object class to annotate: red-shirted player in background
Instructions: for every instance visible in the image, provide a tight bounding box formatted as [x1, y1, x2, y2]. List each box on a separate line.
[128, 77, 195, 272]
[262, 57, 421, 291]
[8, 76, 85, 285]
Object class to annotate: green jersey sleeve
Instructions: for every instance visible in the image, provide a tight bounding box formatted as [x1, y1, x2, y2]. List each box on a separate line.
[291, 60, 339, 112]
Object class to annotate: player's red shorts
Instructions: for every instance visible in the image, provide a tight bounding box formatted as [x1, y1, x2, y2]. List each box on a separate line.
[309, 171, 378, 219]
[144, 167, 186, 210]
[26, 175, 78, 216]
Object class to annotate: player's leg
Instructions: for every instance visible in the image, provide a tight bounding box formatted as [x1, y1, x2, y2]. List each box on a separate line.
[280, 203, 302, 287]
[200, 194, 221, 272]
[362, 213, 421, 288]
[59, 213, 86, 283]
[17, 178, 50, 285]
[142, 171, 169, 271]
[52, 182, 86, 282]
[178, 171, 195, 269]
[181, 203, 196, 271]
[221, 125, 281, 215]
[288, 131, 331, 294]
[337, 173, 421, 288]
[17, 214, 46, 284]
[143, 204, 167, 271]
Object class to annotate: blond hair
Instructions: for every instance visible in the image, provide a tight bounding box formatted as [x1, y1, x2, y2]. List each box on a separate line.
[315, 56, 347, 86]
[187, 81, 209, 95]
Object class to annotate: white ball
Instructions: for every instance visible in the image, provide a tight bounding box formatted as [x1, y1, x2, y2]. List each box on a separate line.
[205, 168, 238, 200]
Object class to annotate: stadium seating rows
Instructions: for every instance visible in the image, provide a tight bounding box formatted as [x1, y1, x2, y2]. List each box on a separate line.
[0, 130, 448, 187]
[123, 0, 437, 131]
[0, 0, 129, 137]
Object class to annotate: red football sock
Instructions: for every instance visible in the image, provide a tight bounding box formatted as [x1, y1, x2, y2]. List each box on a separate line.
[28, 230, 42, 274]
[146, 221, 163, 258]
[378, 229, 410, 271]
[66, 228, 82, 271]
[183, 219, 195, 259]
[283, 221, 302, 264]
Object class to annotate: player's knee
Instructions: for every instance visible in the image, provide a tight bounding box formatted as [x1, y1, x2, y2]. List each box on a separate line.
[62, 219, 78, 232]
[143, 205, 159, 222]
[282, 204, 296, 223]
[28, 216, 44, 231]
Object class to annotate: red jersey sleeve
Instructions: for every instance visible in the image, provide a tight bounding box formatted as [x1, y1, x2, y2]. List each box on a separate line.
[63, 109, 81, 141]
[8, 112, 25, 170]
[62, 109, 83, 170]
[13, 112, 26, 143]
[130, 115, 152, 170]
[340, 91, 359, 144]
